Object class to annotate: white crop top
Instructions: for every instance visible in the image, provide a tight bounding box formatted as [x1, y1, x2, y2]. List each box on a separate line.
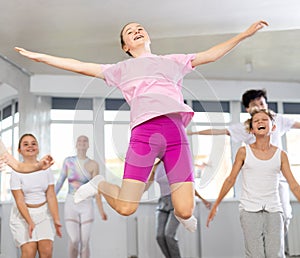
[10, 169, 54, 205]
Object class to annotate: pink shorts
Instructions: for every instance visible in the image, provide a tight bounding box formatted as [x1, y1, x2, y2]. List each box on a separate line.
[124, 114, 194, 184]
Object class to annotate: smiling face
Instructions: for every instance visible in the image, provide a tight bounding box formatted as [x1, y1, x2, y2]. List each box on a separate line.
[120, 22, 151, 56]
[250, 111, 275, 136]
[18, 134, 39, 158]
[76, 135, 89, 152]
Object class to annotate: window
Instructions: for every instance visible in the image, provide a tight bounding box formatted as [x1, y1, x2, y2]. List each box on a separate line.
[104, 99, 130, 185]
[283, 103, 300, 192]
[0, 100, 19, 202]
[190, 101, 233, 199]
[50, 97, 94, 200]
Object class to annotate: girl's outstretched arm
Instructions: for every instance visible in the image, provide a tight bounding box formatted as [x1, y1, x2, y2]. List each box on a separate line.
[187, 128, 230, 136]
[191, 20, 268, 67]
[15, 47, 104, 79]
[0, 152, 54, 173]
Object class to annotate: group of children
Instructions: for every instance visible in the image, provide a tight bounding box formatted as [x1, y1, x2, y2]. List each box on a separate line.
[1, 19, 299, 258]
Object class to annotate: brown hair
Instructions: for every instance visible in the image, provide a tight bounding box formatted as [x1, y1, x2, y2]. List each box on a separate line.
[120, 22, 136, 57]
[18, 133, 38, 150]
[244, 108, 276, 133]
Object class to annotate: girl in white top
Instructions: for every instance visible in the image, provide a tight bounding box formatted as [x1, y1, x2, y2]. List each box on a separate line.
[9, 134, 62, 258]
[206, 109, 300, 258]
[0, 137, 54, 173]
[14, 20, 267, 232]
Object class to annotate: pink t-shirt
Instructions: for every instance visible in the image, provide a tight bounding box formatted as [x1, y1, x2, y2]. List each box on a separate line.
[101, 53, 196, 129]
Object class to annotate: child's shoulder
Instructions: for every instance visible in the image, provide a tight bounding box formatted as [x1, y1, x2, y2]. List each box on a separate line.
[236, 146, 247, 158]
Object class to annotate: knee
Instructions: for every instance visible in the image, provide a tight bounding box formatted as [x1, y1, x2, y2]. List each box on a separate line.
[22, 248, 37, 258]
[80, 238, 90, 251]
[69, 237, 80, 249]
[38, 245, 53, 258]
[115, 202, 138, 216]
[175, 208, 193, 219]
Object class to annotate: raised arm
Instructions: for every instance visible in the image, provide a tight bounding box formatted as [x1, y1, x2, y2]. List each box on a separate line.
[191, 20, 268, 67]
[187, 128, 229, 136]
[281, 151, 300, 201]
[15, 47, 104, 79]
[206, 146, 245, 227]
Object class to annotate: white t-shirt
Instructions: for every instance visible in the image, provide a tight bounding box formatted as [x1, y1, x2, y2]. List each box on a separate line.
[10, 169, 54, 205]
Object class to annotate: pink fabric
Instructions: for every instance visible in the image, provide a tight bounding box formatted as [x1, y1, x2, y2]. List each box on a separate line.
[101, 53, 196, 129]
[123, 114, 194, 184]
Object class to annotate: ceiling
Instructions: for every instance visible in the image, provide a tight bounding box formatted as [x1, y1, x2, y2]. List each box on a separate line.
[1, 0, 300, 83]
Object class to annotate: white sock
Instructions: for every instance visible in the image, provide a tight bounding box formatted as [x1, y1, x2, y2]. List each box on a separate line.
[175, 214, 197, 232]
[74, 175, 105, 204]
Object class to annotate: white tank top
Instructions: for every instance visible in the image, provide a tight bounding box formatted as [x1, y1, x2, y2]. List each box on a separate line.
[239, 145, 283, 213]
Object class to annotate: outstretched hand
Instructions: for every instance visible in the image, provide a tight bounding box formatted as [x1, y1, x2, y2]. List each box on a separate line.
[14, 47, 43, 62]
[38, 155, 55, 170]
[0, 153, 54, 172]
[244, 20, 268, 37]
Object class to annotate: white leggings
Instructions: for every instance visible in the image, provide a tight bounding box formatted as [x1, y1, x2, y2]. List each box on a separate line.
[64, 194, 94, 258]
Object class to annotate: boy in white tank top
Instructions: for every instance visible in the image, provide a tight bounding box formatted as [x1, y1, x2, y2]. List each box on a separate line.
[207, 109, 300, 258]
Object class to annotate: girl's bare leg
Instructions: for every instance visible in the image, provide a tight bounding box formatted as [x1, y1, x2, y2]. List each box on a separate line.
[74, 177, 146, 216]
[171, 182, 197, 232]
[99, 179, 146, 216]
[21, 242, 38, 258]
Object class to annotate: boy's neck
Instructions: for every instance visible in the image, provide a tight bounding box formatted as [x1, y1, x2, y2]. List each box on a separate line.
[252, 135, 271, 151]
